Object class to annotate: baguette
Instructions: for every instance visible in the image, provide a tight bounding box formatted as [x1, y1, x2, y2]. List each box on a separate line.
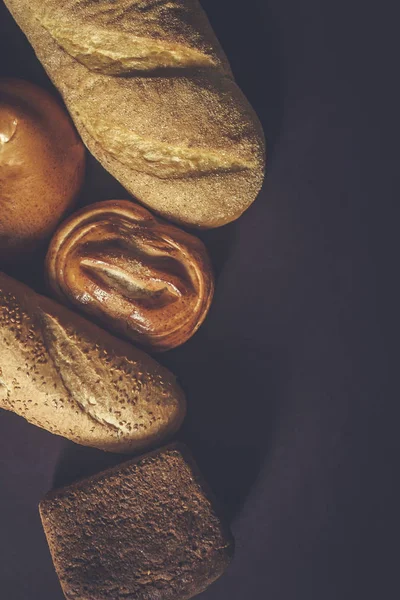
[4, 0, 266, 228]
[0, 271, 185, 453]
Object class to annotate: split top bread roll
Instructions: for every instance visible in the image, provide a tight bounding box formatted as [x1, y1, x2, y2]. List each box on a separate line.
[4, 0, 266, 228]
[0, 272, 185, 453]
[46, 200, 214, 352]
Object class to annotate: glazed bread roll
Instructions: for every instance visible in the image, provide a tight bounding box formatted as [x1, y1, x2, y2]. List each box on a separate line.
[46, 200, 214, 352]
[0, 271, 185, 453]
[0, 79, 85, 258]
[4, 0, 266, 228]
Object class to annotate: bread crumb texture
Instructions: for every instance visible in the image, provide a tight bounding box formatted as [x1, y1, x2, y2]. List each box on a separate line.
[40, 444, 234, 600]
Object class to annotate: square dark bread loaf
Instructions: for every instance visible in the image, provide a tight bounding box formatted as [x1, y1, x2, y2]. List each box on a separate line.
[39, 443, 234, 600]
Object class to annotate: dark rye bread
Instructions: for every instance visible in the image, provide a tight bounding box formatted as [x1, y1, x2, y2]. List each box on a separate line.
[39, 443, 234, 600]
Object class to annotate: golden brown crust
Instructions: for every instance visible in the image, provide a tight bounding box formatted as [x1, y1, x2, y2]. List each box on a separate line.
[0, 271, 186, 453]
[0, 78, 85, 258]
[4, 0, 266, 228]
[46, 200, 215, 352]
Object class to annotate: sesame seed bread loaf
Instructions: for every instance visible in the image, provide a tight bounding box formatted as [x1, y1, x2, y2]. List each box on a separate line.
[0, 271, 186, 452]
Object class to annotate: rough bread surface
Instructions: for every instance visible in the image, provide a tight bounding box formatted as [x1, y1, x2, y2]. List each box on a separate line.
[4, 0, 266, 228]
[0, 271, 185, 453]
[33, 0, 232, 75]
[40, 443, 234, 600]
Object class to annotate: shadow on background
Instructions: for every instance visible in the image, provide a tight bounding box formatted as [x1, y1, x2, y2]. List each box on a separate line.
[201, 0, 284, 146]
[1, 0, 286, 521]
[54, 340, 287, 522]
[165, 340, 288, 521]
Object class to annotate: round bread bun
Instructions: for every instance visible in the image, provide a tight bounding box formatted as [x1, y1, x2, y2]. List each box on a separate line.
[0, 78, 85, 259]
[46, 200, 215, 352]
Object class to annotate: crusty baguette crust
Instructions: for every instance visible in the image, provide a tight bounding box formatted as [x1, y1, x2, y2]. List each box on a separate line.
[31, 0, 234, 76]
[4, 0, 266, 228]
[0, 271, 185, 453]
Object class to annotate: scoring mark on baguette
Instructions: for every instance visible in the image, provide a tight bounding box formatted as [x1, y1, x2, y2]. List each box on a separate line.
[39, 311, 124, 432]
[37, 18, 216, 75]
[78, 116, 255, 179]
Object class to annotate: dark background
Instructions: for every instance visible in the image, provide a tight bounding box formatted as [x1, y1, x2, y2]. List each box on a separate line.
[1, 0, 399, 598]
